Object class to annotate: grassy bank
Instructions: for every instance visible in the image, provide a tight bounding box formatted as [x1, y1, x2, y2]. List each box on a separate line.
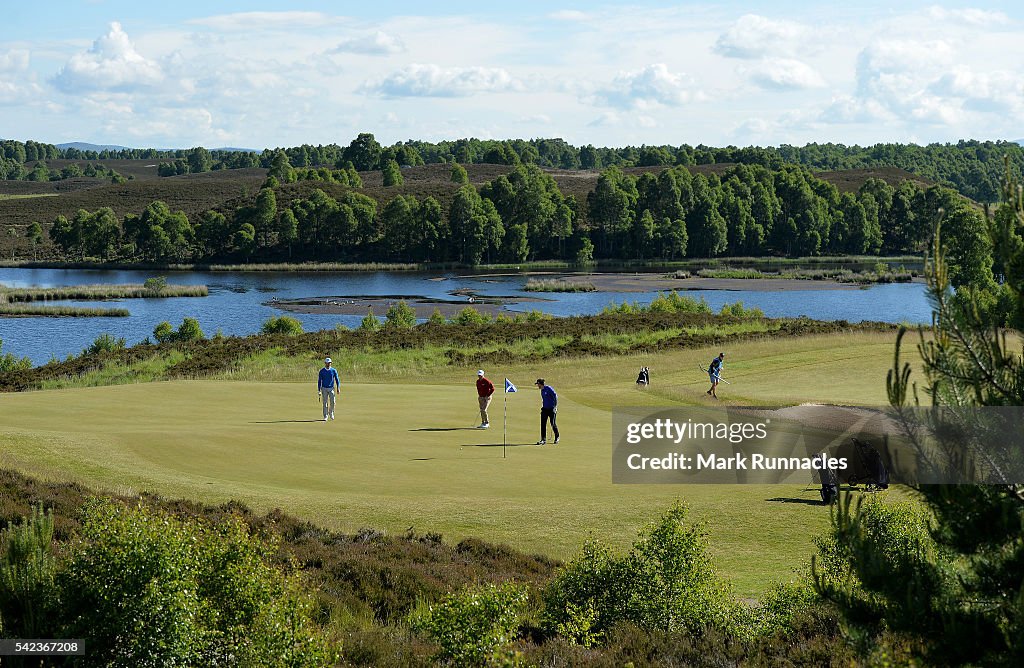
[694, 266, 918, 284]
[0, 283, 208, 302]
[0, 304, 130, 317]
[523, 278, 596, 292]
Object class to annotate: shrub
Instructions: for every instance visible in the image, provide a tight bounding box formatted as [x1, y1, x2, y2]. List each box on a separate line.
[84, 333, 126, 356]
[143, 276, 168, 296]
[542, 503, 737, 640]
[153, 321, 174, 344]
[647, 291, 712, 314]
[176, 317, 205, 342]
[413, 581, 528, 666]
[453, 306, 490, 326]
[358, 308, 382, 332]
[0, 505, 57, 638]
[720, 301, 765, 319]
[57, 500, 337, 667]
[0, 338, 31, 373]
[261, 315, 304, 336]
[385, 300, 417, 329]
[427, 307, 446, 325]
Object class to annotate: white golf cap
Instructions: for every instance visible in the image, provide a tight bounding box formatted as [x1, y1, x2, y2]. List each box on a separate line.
[325, 357, 332, 364]
[477, 369, 485, 376]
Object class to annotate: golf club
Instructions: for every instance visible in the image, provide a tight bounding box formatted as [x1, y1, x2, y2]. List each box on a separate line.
[698, 363, 732, 384]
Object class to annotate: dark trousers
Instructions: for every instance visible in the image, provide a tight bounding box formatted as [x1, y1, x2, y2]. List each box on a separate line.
[541, 407, 559, 440]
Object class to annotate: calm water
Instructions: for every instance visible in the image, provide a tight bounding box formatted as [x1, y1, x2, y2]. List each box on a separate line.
[0, 268, 932, 366]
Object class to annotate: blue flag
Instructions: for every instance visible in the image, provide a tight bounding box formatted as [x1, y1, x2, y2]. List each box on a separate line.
[505, 378, 517, 393]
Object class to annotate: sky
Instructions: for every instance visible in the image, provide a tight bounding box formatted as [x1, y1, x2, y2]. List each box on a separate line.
[1, 1, 1023, 149]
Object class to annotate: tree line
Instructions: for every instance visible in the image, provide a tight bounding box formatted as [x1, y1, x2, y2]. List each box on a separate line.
[3, 136, 1021, 203]
[45, 158, 986, 273]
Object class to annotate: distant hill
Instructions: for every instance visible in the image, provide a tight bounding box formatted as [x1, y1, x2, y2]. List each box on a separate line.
[56, 142, 133, 152]
[212, 147, 261, 153]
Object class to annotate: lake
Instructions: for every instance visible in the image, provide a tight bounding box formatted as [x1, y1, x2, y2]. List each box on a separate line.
[0, 268, 932, 366]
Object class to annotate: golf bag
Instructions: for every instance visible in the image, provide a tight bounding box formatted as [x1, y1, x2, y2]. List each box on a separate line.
[636, 367, 650, 385]
[816, 452, 839, 505]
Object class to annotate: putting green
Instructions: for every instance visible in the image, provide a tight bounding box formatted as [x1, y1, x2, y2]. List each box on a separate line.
[0, 331, 903, 596]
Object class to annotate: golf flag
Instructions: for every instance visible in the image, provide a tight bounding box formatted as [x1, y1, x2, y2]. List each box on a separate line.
[505, 378, 517, 393]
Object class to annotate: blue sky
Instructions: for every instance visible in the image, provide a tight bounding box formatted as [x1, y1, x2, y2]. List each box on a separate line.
[2, 1, 1023, 149]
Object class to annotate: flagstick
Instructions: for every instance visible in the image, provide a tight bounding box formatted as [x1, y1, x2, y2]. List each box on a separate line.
[503, 388, 507, 459]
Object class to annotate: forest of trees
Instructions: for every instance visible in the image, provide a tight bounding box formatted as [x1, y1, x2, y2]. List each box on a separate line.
[45, 157, 972, 268]
[3, 136, 1021, 204]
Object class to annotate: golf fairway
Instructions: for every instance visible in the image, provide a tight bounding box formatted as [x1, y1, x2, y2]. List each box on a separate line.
[0, 331, 902, 596]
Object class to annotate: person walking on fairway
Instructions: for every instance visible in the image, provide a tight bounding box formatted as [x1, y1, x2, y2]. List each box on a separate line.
[707, 352, 725, 399]
[476, 369, 495, 428]
[535, 378, 559, 445]
[318, 357, 340, 421]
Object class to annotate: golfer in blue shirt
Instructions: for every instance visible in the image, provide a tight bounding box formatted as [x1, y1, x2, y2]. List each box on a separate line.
[535, 378, 560, 445]
[318, 357, 340, 421]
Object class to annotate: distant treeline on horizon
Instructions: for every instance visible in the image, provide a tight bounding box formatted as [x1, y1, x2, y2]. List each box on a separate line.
[2, 135, 1022, 204]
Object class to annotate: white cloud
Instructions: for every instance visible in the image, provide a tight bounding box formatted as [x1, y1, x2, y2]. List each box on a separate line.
[930, 66, 1024, 113]
[926, 6, 1009, 27]
[0, 49, 29, 72]
[548, 10, 589, 21]
[747, 58, 825, 90]
[332, 31, 405, 55]
[592, 63, 697, 109]
[714, 14, 809, 59]
[820, 95, 895, 124]
[52, 22, 162, 93]
[360, 64, 521, 98]
[188, 12, 333, 31]
[587, 111, 621, 127]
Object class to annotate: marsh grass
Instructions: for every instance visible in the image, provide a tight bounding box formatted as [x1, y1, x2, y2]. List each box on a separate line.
[0, 304, 130, 317]
[523, 278, 597, 292]
[0, 284, 208, 302]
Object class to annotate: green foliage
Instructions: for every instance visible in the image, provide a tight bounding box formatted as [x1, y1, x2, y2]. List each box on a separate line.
[385, 300, 417, 329]
[542, 503, 739, 639]
[153, 321, 174, 344]
[719, 301, 765, 318]
[143, 275, 167, 296]
[414, 581, 528, 666]
[646, 291, 712, 314]
[261, 315, 304, 336]
[453, 306, 491, 326]
[55, 500, 336, 667]
[818, 165, 1024, 665]
[0, 505, 57, 638]
[0, 338, 32, 373]
[450, 162, 469, 184]
[382, 159, 404, 187]
[575, 237, 595, 265]
[359, 307, 382, 332]
[84, 332, 126, 355]
[427, 307, 446, 325]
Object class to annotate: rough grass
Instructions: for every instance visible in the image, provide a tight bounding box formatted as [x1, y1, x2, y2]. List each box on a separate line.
[0, 304, 130, 317]
[0, 330, 907, 596]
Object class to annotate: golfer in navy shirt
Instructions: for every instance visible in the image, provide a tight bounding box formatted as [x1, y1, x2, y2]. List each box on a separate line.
[535, 378, 559, 445]
[318, 357, 340, 421]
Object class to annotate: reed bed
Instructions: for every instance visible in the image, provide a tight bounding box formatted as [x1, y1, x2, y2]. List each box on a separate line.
[0, 284, 208, 303]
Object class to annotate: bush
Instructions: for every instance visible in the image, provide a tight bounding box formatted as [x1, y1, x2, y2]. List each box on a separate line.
[176, 317, 205, 342]
[0, 338, 31, 373]
[57, 500, 337, 667]
[453, 306, 490, 326]
[84, 333, 126, 355]
[0, 505, 57, 638]
[542, 503, 737, 640]
[647, 291, 712, 314]
[261, 315, 304, 336]
[358, 308, 382, 332]
[413, 581, 528, 666]
[143, 276, 168, 296]
[427, 307, 446, 325]
[153, 321, 174, 344]
[385, 301, 417, 329]
[720, 301, 765, 319]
